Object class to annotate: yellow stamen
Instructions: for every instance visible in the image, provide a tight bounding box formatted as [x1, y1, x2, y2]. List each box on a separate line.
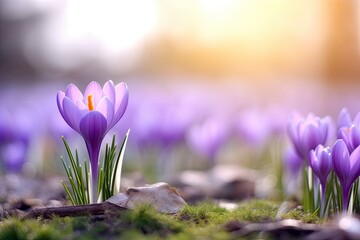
[88, 95, 94, 111]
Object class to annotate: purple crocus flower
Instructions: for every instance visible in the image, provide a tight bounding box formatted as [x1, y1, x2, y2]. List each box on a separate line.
[309, 145, 332, 189]
[309, 145, 332, 215]
[287, 112, 330, 160]
[57, 80, 128, 203]
[337, 108, 360, 153]
[337, 108, 360, 131]
[337, 108, 354, 135]
[338, 126, 360, 153]
[332, 139, 360, 211]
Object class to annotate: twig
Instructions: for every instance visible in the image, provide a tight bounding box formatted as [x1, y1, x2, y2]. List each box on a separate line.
[22, 202, 127, 219]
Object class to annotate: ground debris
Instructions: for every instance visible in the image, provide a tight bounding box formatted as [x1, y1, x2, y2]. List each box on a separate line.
[225, 215, 360, 240]
[225, 219, 322, 239]
[22, 202, 127, 219]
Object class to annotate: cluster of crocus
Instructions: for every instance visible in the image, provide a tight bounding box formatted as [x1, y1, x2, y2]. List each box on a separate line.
[287, 109, 360, 216]
[57, 80, 129, 203]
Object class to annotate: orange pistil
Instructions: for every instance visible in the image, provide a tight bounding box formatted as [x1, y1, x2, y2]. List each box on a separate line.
[88, 95, 94, 111]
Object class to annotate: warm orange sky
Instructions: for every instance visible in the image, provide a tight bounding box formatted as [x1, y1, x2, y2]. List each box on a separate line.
[0, 0, 359, 80]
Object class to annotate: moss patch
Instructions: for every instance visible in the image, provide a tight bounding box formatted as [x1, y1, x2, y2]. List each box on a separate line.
[281, 208, 325, 224]
[0, 199, 323, 240]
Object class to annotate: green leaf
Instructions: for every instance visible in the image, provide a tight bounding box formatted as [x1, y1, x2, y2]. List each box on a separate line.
[112, 130, 130, 195]
[60, 136, 90, 205]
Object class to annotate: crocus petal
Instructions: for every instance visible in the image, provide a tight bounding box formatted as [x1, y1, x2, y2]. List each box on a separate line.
[319, 117, 329, 143]
[79, 111, 107, 147]
[300, 124, 321, 154]
[57, 91, 73, 131]
[287, 113, 303, 157]
[338, 108, 352, 130]
[57, 91, 65, 114]
[354, 112, 360, 126]
[284, 146, 303, 175]
[309, 145, 332, 186]
[309, 149, 318, 170]
[332, 139, 350, 184]
[318, 148, 332, 178]
[103, 80, 115, 104]
[62, 96, 83, 133]
[350, 126, 360, 151]
[110, 82, 129, 127]
[84, 81, 104, 107]
[65, 84, 83, 103]
[76, 100, 88, 117]
[348, 145, 360, 188]
[114, 82, 128, 110]
[96, 96, 114, 128]
[339, 127, 353, 152]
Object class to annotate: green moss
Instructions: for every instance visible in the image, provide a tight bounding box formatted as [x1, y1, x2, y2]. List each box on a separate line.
[0, 218, 65, 240]
[120, 204, 183, 236]
[0, 199, 328, 239]
[0, 219, 28, 240]
[177, 201, 229, 225]
[231, 199, 278, 222]
[177, 199, 279, 226]
[167, 226, 231, 240]
[281, 208, 324, 224]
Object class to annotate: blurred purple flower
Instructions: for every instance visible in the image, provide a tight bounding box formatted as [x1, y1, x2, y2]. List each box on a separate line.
[1, 142, 28, 173]
[187, 118, 228, 166]
[287, 112, 330, 160]
[338, 126, 360, 153]
[235, 109, 271, 147]
[157, 105, 195, 147]
[283, 146, 303, 196]
[57, 80, 128, 203]
[284, 146, 303, 176]
[337, 108, 354, 133]
[332, 139, 360, 211]
[0, 108, 32, 173]
[337, 108, 360, 153]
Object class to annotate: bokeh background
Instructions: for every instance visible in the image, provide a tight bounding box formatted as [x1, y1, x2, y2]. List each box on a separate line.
[1, 0, 360, 198]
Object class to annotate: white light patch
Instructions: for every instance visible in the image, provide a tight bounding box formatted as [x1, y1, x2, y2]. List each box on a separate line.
[64, 0, 158, 55]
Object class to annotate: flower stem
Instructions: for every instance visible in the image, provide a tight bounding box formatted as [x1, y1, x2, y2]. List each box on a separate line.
[343, 187, 349, 212]
[320, 184, 326, 217]
[86, 141, 101, 204]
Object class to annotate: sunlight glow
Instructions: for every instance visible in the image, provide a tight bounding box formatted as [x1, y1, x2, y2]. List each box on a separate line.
[64, 0, 158, 55]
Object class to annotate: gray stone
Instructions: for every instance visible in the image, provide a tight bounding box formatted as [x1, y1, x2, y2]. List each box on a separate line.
[106, 182, 186, 214]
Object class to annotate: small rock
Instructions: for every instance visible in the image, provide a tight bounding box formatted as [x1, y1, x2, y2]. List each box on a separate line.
[170, 164, 258, 202]
[12, 198, 44, 211]
[46, 200, 64, 208]
[106, 182, 186, 214]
